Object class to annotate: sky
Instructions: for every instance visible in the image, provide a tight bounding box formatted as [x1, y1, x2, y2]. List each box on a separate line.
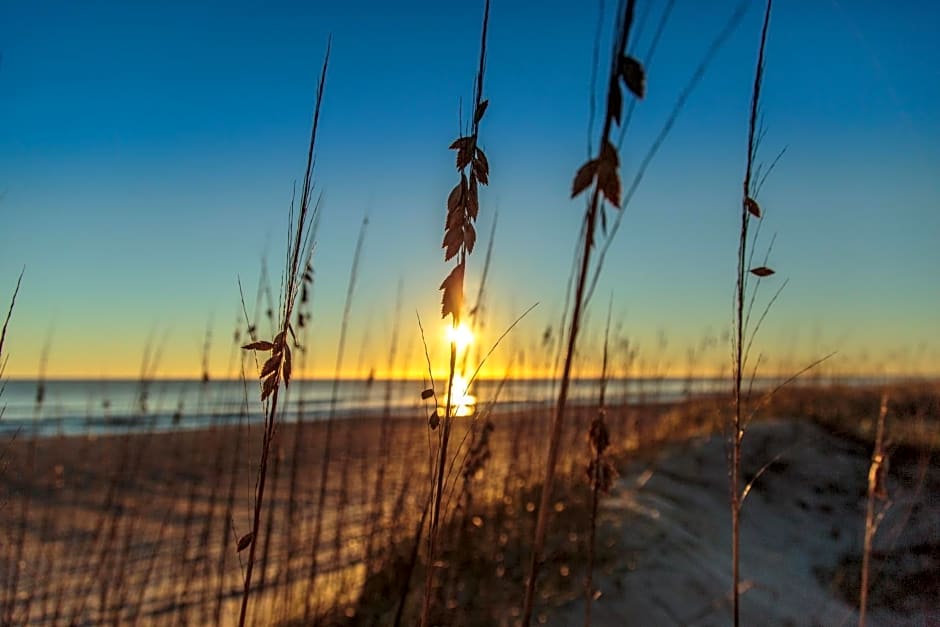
[1, 0, 938, 380]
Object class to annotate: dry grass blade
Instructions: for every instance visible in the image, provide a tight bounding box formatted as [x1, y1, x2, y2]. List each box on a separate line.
[860, 395, 889, 627]
[0, 268, 24, 365]
[522, 1, 642, 624]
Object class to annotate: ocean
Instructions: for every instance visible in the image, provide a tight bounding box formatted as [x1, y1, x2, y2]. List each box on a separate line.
[0, 376, 736, 437]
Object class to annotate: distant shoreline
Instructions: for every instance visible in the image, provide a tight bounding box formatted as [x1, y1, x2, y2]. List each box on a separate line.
[5, 374, 937, 383]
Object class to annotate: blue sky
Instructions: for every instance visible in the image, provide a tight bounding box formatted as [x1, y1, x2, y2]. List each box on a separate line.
[1, 0, 938, 378]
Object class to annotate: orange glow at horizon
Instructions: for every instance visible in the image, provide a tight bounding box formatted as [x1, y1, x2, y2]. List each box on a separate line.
[2, 318, 939, 381]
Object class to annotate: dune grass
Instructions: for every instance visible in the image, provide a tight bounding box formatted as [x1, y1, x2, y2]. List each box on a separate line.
[729, 2, 774, 624]
[1, 2, 937, 626]
[422, 1, 493, 624]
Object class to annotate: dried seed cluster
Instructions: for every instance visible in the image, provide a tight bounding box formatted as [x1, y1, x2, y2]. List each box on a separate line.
[440, 98, 490, 322]
[586, 410, 616, 494]
[242, 328, 294, 401]
[571, 49, 645, 210]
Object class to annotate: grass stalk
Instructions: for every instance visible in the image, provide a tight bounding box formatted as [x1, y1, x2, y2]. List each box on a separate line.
[0, 268, 23, 369]
[521, 1, 642, 622]
[280, 248, 314, 617]
[859, 393, 888, 627]
[214, 384, 248, 626]
[584, 297, 615, 626]
[421, 1, 491, 623]
[237, 42, 329, 627]
[731, 3, 772, 625]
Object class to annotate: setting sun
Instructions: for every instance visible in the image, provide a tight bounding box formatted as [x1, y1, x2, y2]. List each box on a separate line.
[446, 322, 474, 354]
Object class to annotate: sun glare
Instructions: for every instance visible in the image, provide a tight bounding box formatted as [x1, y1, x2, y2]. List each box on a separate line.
[446, 322, 474, 353]
[438, 373, 476, 417]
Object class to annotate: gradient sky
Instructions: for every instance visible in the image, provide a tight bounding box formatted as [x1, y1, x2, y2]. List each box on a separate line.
[1, 0, 938, 379]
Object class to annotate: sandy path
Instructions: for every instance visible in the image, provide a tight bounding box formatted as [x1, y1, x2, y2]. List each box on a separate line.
[552, 419, 939, 626]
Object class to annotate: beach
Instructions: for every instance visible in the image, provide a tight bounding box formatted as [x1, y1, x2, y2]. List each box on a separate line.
[0, 397, 664, 625]
[1, 385, 936, 625]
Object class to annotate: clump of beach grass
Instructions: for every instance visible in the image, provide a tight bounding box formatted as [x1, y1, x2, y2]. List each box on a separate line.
[236, 41, 330, 627]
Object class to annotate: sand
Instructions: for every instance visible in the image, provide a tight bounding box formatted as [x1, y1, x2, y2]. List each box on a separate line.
[0, 399, 661, 625]
[1, 388, 935, 626]
[551, 419, 939, 626]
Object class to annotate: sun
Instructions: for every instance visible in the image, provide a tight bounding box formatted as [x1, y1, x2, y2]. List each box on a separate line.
[446, 322, 474, 353]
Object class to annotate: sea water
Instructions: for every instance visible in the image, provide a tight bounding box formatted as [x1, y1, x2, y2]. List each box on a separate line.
[0, 375, 757, 437]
